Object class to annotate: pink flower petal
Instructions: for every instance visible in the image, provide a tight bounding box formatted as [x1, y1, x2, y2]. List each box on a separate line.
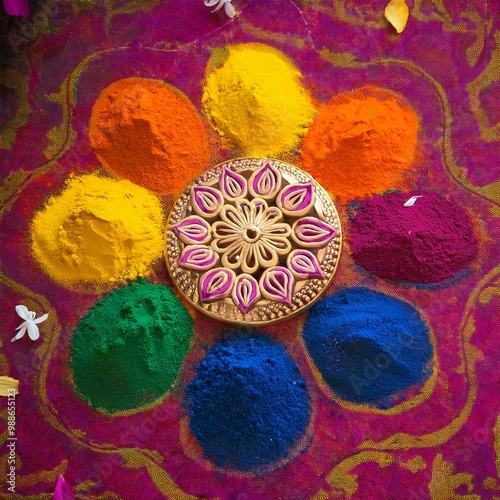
[277, 181, 315, 216]
[3, 0, 29, 17]
[292, 217, 338, 248]
[260, 267, 294, 305]
[248, 162, 282, 199]
[199, 268, 235, 303]
[191, 185, 223, 218]
[53, 475, 74, 500]
[219, 166, 247, 201]
[178, 245, 219, 271]
[287, 249, 325, 279]
[172, 216, 211, 245]
[232, 274, 260, 314]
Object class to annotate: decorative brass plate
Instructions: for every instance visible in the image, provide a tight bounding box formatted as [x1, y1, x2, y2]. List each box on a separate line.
[165, 158, 342, 325]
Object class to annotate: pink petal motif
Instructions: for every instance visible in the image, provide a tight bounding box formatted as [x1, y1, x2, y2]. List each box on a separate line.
[287, 249, 325, 279]
[277, 181, 315, 217]
[53, 475, 75, 500]
[232, 274, 260, 314]
[248, 162, 282, 199]
[172, 216, 211, 245]
[292, 217, 338, 248]
[219, 166, 247, 201]
[191, 185, 223, 218]
[178, 245, 219, 271]
[3, 0, 29, 17]
[199, 268, 236, 303]
[260, 267, 294, 305]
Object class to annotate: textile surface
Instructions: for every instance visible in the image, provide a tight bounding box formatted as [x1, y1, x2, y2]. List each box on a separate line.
[0, 0, 499, 498]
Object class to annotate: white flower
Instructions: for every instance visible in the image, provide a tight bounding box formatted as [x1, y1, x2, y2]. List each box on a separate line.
[204, 0, 236, 18]
[12, 305, 48, 342]
[404, 195, 423, 207]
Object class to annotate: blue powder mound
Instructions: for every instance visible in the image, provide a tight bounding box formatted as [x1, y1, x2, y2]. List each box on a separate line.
[303, 287, 433, 409]
[186, 334, 311, 472]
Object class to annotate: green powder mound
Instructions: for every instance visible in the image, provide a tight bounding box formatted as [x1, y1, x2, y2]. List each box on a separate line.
[71, 279, 194, 414]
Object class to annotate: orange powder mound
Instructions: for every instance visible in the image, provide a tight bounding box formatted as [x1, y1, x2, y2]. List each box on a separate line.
[89, 77, 211, 195]
[301, 86, 419, 201]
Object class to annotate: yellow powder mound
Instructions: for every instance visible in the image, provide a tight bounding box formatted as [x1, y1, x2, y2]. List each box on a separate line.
[30, 174, 164, 290]
[202, 43, 316, 157]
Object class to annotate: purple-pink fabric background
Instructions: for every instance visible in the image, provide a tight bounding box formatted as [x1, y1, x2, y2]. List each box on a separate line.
[0, 0, 499, 498]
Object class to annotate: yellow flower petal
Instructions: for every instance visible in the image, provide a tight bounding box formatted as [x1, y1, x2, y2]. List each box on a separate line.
[385, 0, 409, 34]
[0, 376, 19, 396]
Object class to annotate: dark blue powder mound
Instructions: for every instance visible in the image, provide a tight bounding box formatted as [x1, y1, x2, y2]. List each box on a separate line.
[186, 334, 311, 472]
[303, 287, 433, 409]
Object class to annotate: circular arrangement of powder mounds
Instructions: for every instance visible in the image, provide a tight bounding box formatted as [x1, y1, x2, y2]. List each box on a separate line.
[71, 279, 194, 414]
[202, 43, 316, 157]
[303, 287, 433, 409]
[30, 174, 164, 291]
[89, 77, 211, 195]
[348, 191, 479, 284]
[186, 334, 311, 473]
[301, 86, 420, 201]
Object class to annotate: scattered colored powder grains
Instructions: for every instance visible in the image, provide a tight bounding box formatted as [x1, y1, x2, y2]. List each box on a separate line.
[186, 334, 311, 472]
[89, 77, 210, 195]
[303, 288, 433, 409]
[348, 191, 479, 284]
[301, 86, 419, 200]
[30, 174, 164, 290]
[202, 43, 316, 157]
[71, 279, 194, 413]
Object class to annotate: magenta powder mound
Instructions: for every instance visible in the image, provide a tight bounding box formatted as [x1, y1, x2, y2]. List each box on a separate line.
[348, 191, 479, 284]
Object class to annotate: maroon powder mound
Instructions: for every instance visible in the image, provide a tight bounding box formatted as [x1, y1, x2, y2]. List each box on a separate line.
[348, 191, 479, 284]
